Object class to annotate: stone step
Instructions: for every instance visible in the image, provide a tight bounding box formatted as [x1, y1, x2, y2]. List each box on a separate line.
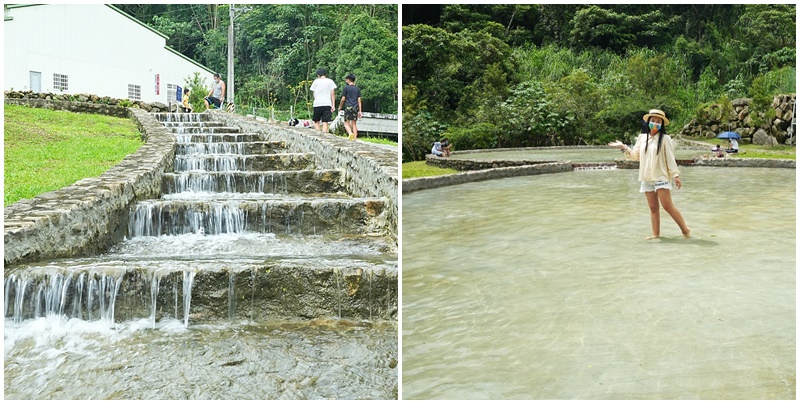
[176, 141, 287, 156]
[173, 153, 315, 172]
[169, 126, 242, 134]
[162, 170, 344, 194]
[4, 252, 398, 323]
[174, 133, 265, 143]
[127, 197, 387, 237]
[161, 121, 227, 128]
[153, 112, 217, 123]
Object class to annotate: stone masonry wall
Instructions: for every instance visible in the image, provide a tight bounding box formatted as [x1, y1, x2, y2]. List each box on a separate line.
[208, 111, 398, 242]
[5, 90, 174, 115]
[4, 99, 176, 266]
[680, 94, 796, 145]
[402, 162, 572, 194]
[425, 154, 555, 171]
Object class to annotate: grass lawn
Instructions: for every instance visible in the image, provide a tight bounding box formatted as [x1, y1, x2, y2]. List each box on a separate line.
[732, 143, 796, 159]
[359, 137, 398, 146]
[4, 104, 143, 206]
[688, 136, 796, 159]
[402, 161, 458, 179]
[333, 133, 397, 146]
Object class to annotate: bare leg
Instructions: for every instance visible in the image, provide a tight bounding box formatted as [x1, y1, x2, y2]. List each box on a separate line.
[351, 120, 358, 140]
[314, 121, 321, 131]
[657, 189, 691, 237]
[344, 121, 353, 139]
[322, 122, 328, 133]
[644, 191, 660, 239]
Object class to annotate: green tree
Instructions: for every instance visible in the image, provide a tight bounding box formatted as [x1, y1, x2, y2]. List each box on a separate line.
[335, 13, 398, 113]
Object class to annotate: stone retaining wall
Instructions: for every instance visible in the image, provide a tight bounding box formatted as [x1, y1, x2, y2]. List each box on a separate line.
[680, 94, 796, 145]
[5, 90, 173, 114]
[4, 103, 176, 266]
[425, 154, 554, 171]
[402, 162, 572, 194]
[208, 111, 398, 242]
[691, 157, 796, 168]
[615, 157, 794, 169]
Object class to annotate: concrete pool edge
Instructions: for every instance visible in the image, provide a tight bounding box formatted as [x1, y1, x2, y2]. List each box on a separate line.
[405, 152, 794, 193]
[403, 162, 572, 194]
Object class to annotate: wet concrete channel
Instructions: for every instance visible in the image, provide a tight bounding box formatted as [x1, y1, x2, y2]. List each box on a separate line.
[4, 112, 398, 399]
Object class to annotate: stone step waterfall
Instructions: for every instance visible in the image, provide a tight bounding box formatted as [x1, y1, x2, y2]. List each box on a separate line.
[4, 112, 397, 327]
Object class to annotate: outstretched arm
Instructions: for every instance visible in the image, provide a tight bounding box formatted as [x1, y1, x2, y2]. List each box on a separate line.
[608, 141, 626, 150]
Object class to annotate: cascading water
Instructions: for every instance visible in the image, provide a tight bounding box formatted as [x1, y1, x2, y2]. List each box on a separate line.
[4, 112, 397, 399]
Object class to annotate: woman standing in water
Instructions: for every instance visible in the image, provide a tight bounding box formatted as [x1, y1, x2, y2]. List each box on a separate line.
[609, 109, 691, 239]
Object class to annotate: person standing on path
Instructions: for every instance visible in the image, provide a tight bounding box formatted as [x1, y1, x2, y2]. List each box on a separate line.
[310, 68, 337, 132]
[609, 109, 691, 239]
[204, 73, 226, 110]
[338, 74, 362, 140]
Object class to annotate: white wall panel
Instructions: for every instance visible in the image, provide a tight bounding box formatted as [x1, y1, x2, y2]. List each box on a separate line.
[4, 4, 214, 103]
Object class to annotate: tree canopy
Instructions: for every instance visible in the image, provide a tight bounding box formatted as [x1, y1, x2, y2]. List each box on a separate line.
[402, 4, 795, 161]
[115, 4, 398, 115]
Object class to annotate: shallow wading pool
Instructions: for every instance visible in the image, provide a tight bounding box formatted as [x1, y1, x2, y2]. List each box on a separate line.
[402, 166, 795, 399]
[450, 147, 705, 163]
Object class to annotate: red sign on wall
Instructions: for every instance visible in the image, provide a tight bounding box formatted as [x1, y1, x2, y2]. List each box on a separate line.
[155, 74, 160, 95]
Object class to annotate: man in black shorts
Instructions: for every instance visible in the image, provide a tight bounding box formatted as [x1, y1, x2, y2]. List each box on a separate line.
[309, 68, 337, 132]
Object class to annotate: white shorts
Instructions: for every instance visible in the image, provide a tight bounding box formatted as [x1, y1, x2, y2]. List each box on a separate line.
[640, 180, 671, 193]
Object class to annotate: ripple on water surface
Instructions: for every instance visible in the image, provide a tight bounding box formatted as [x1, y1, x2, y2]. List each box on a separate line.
[402, 167, 795, 400]
[4, 316, 398, 399]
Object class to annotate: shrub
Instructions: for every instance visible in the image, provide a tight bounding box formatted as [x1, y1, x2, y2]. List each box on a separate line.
[443, 122, 499, 151]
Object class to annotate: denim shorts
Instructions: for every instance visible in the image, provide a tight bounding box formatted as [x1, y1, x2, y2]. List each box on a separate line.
[640, 180, 671, 192]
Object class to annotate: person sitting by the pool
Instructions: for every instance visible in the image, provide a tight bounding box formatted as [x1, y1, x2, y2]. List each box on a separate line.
[711, 144, 725, 157]
[440, 138, 452, 157]
[431, 140, 445, 157]
[726, 138, 739, 153]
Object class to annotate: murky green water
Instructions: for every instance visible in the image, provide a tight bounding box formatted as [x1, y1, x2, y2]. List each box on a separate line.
[402, 167, 795, 399]
[452, 148, 703, 162]
[5, 317, 397, 399]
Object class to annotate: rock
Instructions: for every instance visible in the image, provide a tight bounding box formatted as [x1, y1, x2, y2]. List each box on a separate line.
[752, 128, 778, 146]
[783, 109, 794, 121]
[704, 130, 716, 139]
[151, 102, 168, 110]
[732, 98, 751, 106]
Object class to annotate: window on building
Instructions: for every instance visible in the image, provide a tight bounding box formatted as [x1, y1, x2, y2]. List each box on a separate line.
[128, 84, 141, 100]
[167, 83, 179, 102]
[53, 73, 68, 91]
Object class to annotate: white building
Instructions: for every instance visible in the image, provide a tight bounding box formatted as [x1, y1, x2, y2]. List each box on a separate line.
[4, 4, 215, 104]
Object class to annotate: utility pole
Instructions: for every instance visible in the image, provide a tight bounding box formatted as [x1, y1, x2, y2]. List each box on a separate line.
[227, 4, 250, 108]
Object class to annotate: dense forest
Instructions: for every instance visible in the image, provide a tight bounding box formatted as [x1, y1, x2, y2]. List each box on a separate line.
[402, 4, 796, 161]
[114, 4, 398, 116]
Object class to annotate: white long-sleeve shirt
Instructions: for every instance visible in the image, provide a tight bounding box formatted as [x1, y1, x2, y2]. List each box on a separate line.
[624, 132, 680, 182]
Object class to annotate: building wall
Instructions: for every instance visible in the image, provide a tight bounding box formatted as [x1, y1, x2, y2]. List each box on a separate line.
[4, 4, 213, 104]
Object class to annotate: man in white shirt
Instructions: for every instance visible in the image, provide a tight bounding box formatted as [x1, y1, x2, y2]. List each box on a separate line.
[431, 141, 444, 157]
[728, 138, 739, 152]
[309, 68, 337, 132]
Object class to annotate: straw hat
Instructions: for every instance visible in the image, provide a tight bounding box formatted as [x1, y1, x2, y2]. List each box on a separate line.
[642, 109, 670, 126]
